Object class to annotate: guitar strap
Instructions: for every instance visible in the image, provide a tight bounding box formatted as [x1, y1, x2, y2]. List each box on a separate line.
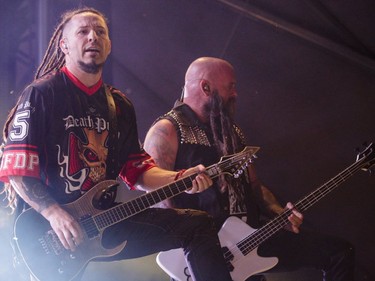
[105, 85, 119, 180]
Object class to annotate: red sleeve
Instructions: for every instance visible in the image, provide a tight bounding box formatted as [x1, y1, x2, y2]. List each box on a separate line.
[119, 152, 156, 189]
[0, 146, 41, 183]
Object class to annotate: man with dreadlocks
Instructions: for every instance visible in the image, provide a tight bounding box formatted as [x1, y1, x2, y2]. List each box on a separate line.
[0, 9, 234, 281]
[144, 57, 355, 281]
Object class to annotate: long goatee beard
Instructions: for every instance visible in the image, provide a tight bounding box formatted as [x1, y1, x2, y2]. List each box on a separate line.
[205, 91, 238, 156]
[78, 61, 103, 74]
[206, 92, 244, 202]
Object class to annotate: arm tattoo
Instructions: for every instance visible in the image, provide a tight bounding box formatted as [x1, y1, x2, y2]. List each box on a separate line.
[11, 176, 57, 213]
[146, 125, 175, 170]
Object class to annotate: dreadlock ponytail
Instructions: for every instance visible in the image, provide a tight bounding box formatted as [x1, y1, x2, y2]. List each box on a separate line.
[35, 26, 65, 79]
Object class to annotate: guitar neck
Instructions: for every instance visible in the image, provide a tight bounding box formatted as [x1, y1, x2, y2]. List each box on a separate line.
[93, 146, 258, 231]
[93, 174, 196, 230]
[294, 158, 365, 213]
[238, 154, 369, 254]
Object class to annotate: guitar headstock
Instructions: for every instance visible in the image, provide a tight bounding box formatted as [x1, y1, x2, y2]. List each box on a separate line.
[216, 146, 260, 178]
[356, 142, 375, 172]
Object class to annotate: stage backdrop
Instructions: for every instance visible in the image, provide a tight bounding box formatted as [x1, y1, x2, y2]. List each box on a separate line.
[1, 1, 374, 280]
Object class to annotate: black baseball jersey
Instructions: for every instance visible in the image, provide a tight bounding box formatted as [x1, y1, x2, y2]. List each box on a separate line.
[0, 67, 152, 204]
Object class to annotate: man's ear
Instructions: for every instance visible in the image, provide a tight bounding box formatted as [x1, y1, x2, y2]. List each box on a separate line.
[60, 39, 69, 53]
[200, 80, 211, 95]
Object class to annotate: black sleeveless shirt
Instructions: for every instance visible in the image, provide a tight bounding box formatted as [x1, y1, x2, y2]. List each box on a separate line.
[156, 101, 261, 228]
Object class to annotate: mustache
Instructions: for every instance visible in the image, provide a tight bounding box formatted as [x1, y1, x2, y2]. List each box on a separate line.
[206, 90, 236, 119]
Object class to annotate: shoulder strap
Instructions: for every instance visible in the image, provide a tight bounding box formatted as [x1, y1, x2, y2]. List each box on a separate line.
[105, 85, 119, 179]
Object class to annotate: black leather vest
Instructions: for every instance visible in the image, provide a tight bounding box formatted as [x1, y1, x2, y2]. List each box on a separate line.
[157, 101, 260, 228]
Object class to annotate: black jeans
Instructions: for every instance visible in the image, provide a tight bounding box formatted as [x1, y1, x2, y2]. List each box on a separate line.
[254, 229, 355, 281]
[101, 207, 233, 281]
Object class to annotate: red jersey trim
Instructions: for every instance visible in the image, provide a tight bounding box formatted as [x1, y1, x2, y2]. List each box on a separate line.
[61, 66, 103, 96]
[0, 150, 40, 183]
[119, 153, 156, 189]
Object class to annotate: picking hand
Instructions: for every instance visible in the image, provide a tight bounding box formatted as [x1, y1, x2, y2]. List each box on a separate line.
[285, 202, 303, 233]
[43, 204, 84, 251]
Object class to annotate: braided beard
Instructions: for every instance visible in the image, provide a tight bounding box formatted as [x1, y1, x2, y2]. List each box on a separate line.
[203, 90, 238, 156]
[203, 91, 247, 214]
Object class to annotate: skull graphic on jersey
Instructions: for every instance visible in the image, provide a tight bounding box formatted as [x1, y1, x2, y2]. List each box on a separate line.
[58, 128, 109, 193]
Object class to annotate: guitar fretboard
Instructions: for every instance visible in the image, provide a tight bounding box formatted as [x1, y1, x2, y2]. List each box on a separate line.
[81, 146, 259, 236]
[235, 148, 372, 257]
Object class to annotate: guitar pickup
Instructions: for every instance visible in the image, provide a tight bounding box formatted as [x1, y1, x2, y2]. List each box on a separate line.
[80, 215, 100, 239]
[222, 246, 234, 272]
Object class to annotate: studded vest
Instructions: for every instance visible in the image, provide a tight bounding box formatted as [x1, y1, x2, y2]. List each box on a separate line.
[156, 101, 261, 228]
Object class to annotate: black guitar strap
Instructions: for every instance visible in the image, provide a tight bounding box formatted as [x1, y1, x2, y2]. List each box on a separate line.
[105, 85, 119, 180]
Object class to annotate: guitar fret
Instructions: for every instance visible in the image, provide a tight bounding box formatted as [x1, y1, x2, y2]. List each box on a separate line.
[123, 204, 132, 216]
[136, 197, 146, 210]
[164, 186, 174, 198]
[235, 147, 374, 260]
[128, 201, 139, 214]
[112, 206, 122, 221]
[159, 188, 168, 201]
[143, 193, 153, 206]
[102, 211, 114, 226]
[90, 146, 259, 232]
[154, 189, 163, 202]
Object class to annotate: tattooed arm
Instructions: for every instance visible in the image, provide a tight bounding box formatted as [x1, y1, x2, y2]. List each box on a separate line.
[9, 176, 84, 251]
[142, 119, 212, 195]
[144, 119, 178, 171]
[246, 165, 303, 234]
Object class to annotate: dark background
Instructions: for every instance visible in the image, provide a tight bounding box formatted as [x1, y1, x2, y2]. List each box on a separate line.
[1, 1, 374, 280]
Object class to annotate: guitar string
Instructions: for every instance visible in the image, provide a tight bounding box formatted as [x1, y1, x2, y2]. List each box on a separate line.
[80, 149, 255, 235]
[222, 153, 370, 265]
[228, 159, 363, 261]
[89, 153, 250, 232]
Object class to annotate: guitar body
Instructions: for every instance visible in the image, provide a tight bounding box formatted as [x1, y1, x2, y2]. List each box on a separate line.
[13, 147, 259, 281]
[14, 180, 126, 281]
[156, 248, 190, 281]
[219, 217, 278, 281]
[157, 216, 278, 281]
[156, 143, 375, 281]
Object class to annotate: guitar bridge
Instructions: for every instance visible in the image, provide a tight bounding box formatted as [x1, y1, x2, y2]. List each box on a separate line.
[222, 246, 234, 272]
[39, 230, 64, 256]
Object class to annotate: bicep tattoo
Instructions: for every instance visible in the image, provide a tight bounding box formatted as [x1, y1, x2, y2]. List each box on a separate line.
[148, 127, 176, 170]
[145, 123, 177, 170]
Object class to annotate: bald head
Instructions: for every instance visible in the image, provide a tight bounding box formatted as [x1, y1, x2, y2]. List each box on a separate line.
[183, 57, 235, 102]
[185, 57, 234, 84]
[182, 57, 237, 123]
[183, 58, 239, 152]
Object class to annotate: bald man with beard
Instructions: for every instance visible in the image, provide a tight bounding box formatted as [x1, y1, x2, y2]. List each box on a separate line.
[144, 57, 355, 281]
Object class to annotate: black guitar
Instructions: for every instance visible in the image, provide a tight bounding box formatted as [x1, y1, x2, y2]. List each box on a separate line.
[14, 146, 259, 281]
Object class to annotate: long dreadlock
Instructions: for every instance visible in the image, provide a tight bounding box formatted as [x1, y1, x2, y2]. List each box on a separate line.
[1, 7, 109, 213]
